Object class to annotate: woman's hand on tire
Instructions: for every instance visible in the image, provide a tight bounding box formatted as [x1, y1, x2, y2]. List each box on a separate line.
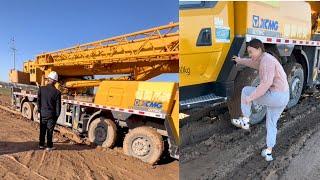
[232, 55, 241, 63]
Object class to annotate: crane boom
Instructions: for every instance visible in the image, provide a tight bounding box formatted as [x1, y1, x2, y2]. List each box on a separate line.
[30, 23, 178, 80]
[16, 23, 178, 85]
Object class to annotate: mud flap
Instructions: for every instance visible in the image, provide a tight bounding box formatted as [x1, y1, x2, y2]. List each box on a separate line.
[164, 116, 179, 159]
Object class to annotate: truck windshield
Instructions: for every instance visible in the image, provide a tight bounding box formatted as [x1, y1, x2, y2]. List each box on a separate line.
[179, 1, 217, 9]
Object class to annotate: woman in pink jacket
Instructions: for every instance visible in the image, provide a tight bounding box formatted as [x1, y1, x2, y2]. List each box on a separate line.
[232, 39, 289, 161]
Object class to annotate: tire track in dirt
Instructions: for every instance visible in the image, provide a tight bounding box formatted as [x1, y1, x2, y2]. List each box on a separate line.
[22, 151, 35, 168]
[76, 152, 115, 179]
[1, 155, 48, 180]
[0, 161, 21, 179]
[53, 152, 62, 178]
[37, 151, 46, 172]
[224, 95, 320, 179]
[276, 124, 320, 180]
[0, 93, 178, 180]
[181, 92, 320, 180]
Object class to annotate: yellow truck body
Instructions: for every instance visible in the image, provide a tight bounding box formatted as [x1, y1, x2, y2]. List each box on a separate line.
[94, 80, 179, 143]
[235, 2, 311, 40]
[179, 1, 320, 126]
[180, 1, 313, 87]
[95, 81, 177, 114]
[180, 1, 234, 86]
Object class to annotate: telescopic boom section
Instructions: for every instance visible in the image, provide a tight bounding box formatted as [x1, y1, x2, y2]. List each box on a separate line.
[35, 23, 179, 80]
[309, 1, 320, 33]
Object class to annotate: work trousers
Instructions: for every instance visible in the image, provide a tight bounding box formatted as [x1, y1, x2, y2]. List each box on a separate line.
[241, 86, 289, 148]
[39, 117, 57, 148]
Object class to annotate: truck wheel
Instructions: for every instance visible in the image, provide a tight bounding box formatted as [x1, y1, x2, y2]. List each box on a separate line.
[22, 102, 34, 120]
[33, 105, 40, 122]
[284, 62, 304, 108]
[123, 126, 164, 164]
[88, 117, 117, 148]
[227, 68, 267, 124]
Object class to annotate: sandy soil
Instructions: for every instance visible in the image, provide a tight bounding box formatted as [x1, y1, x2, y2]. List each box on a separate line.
[0, 94, 11, 107]
[180, 92, 320, 180]
[0, 94, 178, 180]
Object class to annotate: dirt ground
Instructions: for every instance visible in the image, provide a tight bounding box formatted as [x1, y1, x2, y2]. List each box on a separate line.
[180, 92, 320, 180]
[0, 94, 11, 107]
[0, 93, 178, 180]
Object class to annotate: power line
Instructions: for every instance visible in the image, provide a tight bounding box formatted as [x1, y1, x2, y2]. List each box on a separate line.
[10, 37, 17, 70]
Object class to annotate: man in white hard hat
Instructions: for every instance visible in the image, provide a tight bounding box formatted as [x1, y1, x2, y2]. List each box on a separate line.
[37, 71, 61, 151]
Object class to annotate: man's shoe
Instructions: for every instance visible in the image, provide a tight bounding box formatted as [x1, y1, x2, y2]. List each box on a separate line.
[39, 146, 45, 149]
[46, 147, 56, 151]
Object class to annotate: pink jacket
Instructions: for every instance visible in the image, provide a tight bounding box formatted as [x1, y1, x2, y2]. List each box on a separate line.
[237, 52, 289, 101]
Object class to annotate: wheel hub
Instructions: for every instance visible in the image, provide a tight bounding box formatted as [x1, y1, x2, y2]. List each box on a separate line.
[132, 137, 151, 157]
[253, 103, 264, 113]
[251, 79, 264, 114]
[95, 126, 107, 142]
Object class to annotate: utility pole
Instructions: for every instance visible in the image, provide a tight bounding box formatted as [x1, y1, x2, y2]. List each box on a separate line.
[10, 37, 17, 70]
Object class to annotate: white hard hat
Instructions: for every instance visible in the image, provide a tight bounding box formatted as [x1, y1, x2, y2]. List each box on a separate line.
[47, 71, 58, 81]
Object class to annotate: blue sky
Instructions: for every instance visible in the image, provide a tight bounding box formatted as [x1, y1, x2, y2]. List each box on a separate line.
[0, 0, 178, 82]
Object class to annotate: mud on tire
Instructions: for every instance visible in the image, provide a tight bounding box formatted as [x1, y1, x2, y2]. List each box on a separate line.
[32, 104, 40, 122]
[283, 62, 304, 109]
[88, 117, 117, 148]
[123, 126, 164, 165]
[22, 102, 34, 120]
[227, 68, 267, 124]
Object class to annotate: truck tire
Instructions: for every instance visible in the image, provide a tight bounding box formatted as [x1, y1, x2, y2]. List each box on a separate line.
[283, 62, 304, 108]
[123, 126, 164, 165]
[88, 117, 117, 148]
[22, 102, 34, 120]
[227, 68, 267, 124]
[33, 105, 40, 122]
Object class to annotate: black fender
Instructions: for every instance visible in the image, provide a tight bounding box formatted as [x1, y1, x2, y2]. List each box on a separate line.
[86, 110, 102, 131]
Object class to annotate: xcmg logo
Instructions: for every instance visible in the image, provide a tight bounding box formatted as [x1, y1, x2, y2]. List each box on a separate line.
[252, 15, 279, 31]
[134, 99, 163, 109]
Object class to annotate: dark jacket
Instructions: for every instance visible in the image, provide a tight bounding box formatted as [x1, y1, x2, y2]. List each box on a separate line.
[37, 84, 61, 119]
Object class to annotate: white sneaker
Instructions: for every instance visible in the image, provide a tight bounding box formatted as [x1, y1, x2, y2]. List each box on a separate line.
[231, 117, 250, 130]
[261, 149, 273, 161]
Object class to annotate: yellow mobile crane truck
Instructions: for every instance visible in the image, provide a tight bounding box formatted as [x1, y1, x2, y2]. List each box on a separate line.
[9, 23, 179, 164]
[180, 1, 320, 131]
